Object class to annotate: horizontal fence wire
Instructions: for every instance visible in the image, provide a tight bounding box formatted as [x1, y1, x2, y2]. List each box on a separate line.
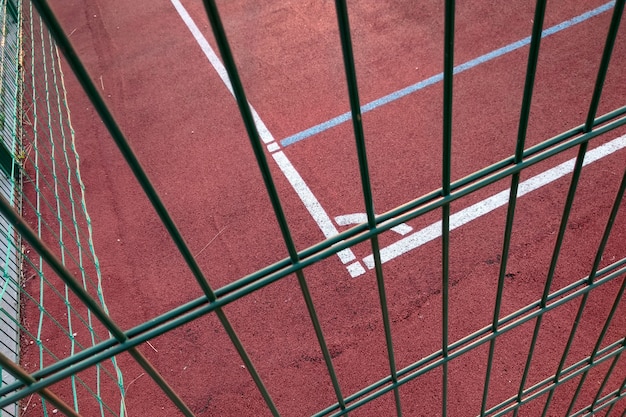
[0, 0, 623, 416]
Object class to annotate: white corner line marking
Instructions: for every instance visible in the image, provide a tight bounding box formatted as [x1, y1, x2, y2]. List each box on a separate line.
[171, 0, 359, 270]
[272, 151, 357, 265]
[363, 134, 626, 269]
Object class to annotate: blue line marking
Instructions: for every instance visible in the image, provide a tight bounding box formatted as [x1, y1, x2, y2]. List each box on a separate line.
[280, 1, 615, 147]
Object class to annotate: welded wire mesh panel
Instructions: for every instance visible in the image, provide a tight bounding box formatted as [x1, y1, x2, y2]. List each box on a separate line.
[0, 0, 623, 416]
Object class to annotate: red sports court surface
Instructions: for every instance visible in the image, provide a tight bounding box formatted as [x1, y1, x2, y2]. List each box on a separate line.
[24, 0, 626, 415]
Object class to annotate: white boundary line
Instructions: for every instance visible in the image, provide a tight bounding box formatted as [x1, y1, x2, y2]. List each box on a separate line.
[362, 134, 626, 269]
[170, 0, 365, 277]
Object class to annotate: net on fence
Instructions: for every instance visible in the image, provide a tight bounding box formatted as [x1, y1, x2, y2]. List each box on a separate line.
[0, 1, 125, 415]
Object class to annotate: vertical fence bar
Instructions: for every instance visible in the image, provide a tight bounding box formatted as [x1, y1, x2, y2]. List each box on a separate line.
[615, 379, 626, 416]
[568, 323, 626, 417]
[541, 3, 625, 414]
[534, 157, 596, 417]
[589, 337, 626, 414]
[296, 275, 349, 415]
[479, 1, 547, 415]
[565, 275, 626, 416]
[514, 141, 586, 417]
[441, 2, 455, 416]
[616, 379, 626, 416]
[542, 167, 625, 417]
[584, 0, 625, 132]
[605, 397, 617, 416]
[600, 375, 626, 417]
[200, 1, 351, 415]
[332, 1, 402, 415]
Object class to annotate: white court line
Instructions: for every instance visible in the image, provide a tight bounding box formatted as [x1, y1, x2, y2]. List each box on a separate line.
[170, 0, 363, 274]
[363, 134, 626, 269]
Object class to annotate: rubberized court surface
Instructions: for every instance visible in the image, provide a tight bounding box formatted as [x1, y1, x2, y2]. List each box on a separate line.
[25, 0, 626, 415]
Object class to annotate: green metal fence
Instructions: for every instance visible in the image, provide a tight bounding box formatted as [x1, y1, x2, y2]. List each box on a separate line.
[0, 0, 624, 415]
